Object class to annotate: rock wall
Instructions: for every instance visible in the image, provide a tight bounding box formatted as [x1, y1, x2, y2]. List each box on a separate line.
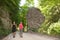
[0, 6, 12, 29]
[26, 7, 45, 28]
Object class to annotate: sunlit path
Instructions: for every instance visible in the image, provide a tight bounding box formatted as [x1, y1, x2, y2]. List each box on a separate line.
[2, 32, 59, 40]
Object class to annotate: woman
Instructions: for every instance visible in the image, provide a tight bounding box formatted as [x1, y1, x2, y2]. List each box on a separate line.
[12, 21, 17, 38]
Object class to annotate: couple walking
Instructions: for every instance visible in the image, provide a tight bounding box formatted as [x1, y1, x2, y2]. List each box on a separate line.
[12, 21, 23, 38]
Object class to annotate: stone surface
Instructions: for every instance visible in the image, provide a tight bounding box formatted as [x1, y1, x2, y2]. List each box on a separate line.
[26, 7, 45, 28]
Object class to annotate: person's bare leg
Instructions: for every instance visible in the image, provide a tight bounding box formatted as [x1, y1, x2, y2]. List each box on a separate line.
[20, 30, 23, 38]
[13, 32, 16, 38]
[13, 33, 14, 38]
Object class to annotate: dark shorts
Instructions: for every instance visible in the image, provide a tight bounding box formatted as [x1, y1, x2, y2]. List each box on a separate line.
[12, 29, 16, 33]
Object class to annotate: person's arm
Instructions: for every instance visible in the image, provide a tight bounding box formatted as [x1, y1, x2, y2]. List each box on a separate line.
[15, 24, 17, 29]
[16, 24, 17, 27]
[22, 23, 23, 28]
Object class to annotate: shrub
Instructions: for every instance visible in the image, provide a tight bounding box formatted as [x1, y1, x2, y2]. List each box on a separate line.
[0, 26, 11, 37]
[47, 21, 60, 34]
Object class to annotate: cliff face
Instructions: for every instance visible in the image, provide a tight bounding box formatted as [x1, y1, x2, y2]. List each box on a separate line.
[0, 6, 12, 29]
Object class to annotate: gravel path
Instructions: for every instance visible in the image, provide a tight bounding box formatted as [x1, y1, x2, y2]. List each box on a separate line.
[2, 32, 60, 40]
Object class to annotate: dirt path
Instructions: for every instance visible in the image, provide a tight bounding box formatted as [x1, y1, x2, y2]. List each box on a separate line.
[2, 32, 60, 40]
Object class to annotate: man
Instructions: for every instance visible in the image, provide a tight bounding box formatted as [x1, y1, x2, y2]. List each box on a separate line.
[19, 22, 23, 38]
